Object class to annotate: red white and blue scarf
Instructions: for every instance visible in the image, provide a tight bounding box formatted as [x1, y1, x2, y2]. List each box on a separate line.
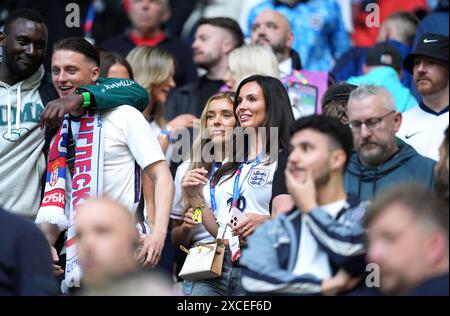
[38, 111, 104, 290]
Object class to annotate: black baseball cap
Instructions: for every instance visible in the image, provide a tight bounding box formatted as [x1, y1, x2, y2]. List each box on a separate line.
[404, 33, 449, 74]
[365, 43, 403, 72]
[321, 83, 358, 107]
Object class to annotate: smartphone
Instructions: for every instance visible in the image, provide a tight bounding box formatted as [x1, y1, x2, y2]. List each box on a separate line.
[228, 207, 247, 229]
[288, 82, 318, 117]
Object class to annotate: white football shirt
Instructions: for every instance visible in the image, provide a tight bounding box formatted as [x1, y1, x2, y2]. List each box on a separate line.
[212, 155, 277, 239]
[397, 102, 448, 161]
[102, 105, 166, 214]
[37, 105, 166, 235]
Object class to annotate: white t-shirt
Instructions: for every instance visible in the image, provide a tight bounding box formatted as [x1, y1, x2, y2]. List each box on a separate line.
[292, 199, 347, 279]
[101, 105, 166, 215]
[213, 156, 277, 239]
[37, 105, 165, 235]
[397, 103, 448, 161]
[171, 160, 214, 244]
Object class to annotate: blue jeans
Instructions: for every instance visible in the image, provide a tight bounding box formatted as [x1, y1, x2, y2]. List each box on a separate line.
[183, 251, 245, 296]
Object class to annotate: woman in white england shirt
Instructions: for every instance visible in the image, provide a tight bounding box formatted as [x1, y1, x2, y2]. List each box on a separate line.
[171, 92, 237, 294]
[184, 75, 295, 295]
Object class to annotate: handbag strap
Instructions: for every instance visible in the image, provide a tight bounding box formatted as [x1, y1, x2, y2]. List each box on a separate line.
[179, 224, 227, 255]
[180, 245, 190, 255]
[179, 241, 219, 255]
[196, 242, 215, 250]
[215, 223, 227, 243]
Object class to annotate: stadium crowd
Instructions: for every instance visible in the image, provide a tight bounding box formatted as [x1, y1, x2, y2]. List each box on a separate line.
[0, 0, 448, 296]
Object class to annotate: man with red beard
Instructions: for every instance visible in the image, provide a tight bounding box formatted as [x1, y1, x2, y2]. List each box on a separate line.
[398, 33, 449, 161]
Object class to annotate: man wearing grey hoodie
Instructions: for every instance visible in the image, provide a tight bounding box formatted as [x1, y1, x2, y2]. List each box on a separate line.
[0, 9, 149, 218]
[344, 84, 436, 201]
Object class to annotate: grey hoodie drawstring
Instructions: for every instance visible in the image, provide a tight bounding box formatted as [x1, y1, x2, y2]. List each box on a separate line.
[16, 83, 22, 131]
[0, 82, 11, 137]
[1, 65, 44, 138]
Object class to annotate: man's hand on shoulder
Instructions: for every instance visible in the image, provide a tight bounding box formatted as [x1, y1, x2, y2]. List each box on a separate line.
[40, 93, 85, 128]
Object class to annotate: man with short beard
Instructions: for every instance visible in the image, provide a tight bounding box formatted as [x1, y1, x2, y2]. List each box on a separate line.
[165, 17, 243, 121]
[250, 9, 299, 77]
[247, 0, 349, 72]
[250, 9, 330, 119]
[345, 84, 436, 201]
[397, 33, 449, 161]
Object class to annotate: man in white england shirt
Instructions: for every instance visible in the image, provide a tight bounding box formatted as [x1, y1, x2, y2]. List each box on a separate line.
[398, 33, 449, 161]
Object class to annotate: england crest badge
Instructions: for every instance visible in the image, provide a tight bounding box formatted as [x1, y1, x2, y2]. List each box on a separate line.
[248, 168, 270, 188]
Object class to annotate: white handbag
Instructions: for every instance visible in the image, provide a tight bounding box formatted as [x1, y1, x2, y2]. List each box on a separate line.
[178, 225, 227, 281]
[178, 241, 225, 281]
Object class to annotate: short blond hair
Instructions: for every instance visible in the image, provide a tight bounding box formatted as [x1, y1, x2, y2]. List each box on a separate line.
[228, 45, 279, 91]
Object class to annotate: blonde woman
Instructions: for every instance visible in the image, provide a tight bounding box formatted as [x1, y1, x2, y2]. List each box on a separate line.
[170, 92, 237, 295]
[224, 45, 279, 91]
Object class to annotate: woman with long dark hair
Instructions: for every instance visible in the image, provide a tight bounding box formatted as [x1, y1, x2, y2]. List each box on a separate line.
[185, 75, 295, 295]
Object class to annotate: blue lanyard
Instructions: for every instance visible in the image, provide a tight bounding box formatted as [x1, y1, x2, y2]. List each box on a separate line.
[209, 162, 221, 214]
[210, 153, 265, 213]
